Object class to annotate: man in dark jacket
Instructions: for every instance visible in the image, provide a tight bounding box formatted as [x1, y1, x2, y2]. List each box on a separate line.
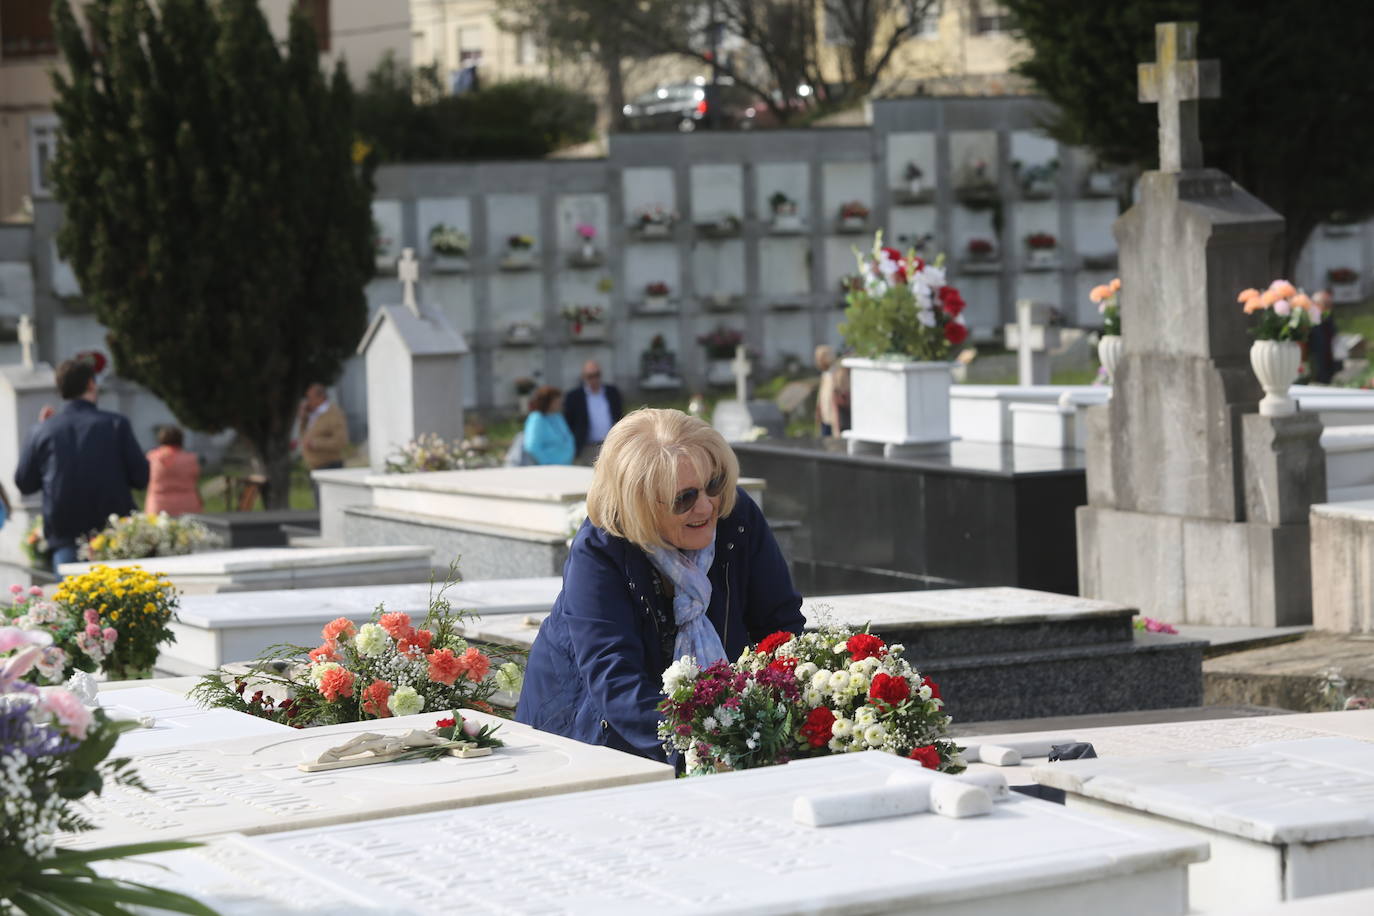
[15, 358, 150, 571]
[562, 359, 624, 464]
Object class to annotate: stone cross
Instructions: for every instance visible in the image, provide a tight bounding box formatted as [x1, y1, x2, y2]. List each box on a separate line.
[17, 314, 35, 370]
[397, 247, 420, 316]
[1138, 22, 1220, 172]
[1013, 300, 1057, 386]
[731, 344, 751, 403]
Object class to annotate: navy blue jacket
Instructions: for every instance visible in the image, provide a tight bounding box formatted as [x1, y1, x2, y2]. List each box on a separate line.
[562, 384, 624, 453]
[516, 488, 804, 762]
[14, 400, 150, 545]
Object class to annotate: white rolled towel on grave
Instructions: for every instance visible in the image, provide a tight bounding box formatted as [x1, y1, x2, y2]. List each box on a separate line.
[965, 736, 1080, 766]
[887, 767, 1011, 803]
[793, 780, 992, 827]
[977, 744, 1022, 766]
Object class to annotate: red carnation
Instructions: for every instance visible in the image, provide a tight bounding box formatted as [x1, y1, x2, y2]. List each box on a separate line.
[868, 672, 911, 710]
[434, 717, 456, 729]
[939, 286, 966, 316]
[921, 676, 942, 701]
[846, 633, 886, 661]
[767, 656, 799, 674]
[908, 745, 940, 769]
[755, 631, 794, 656]
[944, 320, 969, 346]
[880, 246, 903, 261]
[801, 706, 836, 748]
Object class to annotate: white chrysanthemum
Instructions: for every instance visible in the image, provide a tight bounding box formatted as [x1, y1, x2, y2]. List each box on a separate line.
[811, 670, 832, 695]
[803, 687, 823, 706]
[387, 685, 424, 717]
[919, 684, 933, 701]
[662, 656, 700, 694]
[703, 716, 718, 731]
[355, 623, 389, 657]
[827, 670, 849, 692]
[831, 717, 853, 738]
[848, 672, 869, 692]
[794, 662, 818, 682]
[495, 662, 523, 692]
[828, 737, 846, 752]
[863, 724, 886, 745]
[855, 705, 878, 726]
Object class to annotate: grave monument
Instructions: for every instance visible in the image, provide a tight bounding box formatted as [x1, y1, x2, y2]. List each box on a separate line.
[356, 248, 469, 470]
[1076, 22, 1325, 626]
[710, 344, 785, 442]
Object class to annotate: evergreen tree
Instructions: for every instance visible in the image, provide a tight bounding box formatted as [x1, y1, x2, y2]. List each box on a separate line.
[50, 0, 371, 507]
[1003, 0, 1374, 269]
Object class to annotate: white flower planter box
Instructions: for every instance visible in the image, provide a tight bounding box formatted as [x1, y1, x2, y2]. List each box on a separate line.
[842, 358, 953, 453]
[432, 254, 469, 273]
[1027, 248, 1059, 269]
[771, 212, 805, 233]
[500, 250, 535, 270]
[837, 216, 868, 233]
[636, 223, 673, 240]
[568, 323, 607, 343]
[640, 295, 674, 314]
[1332, 281, 1361, 304]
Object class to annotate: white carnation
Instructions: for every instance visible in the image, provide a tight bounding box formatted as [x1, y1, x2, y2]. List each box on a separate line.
[662, 656, 700, 694]
[354, 623, 389, 657]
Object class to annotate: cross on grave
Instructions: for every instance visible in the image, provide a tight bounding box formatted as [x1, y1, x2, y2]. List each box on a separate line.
[397, 247, 420, 316]
[17, 314, 35, 370]
[1137, 21, 1220, 172]
[731, 344, 751, 403]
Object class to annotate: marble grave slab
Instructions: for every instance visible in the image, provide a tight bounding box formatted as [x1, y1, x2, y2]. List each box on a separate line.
[93, 684, 293, 755]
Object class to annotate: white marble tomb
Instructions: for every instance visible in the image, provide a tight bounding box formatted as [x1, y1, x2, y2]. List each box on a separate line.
[64, 709, 671, 849]
[58, 545, 435, 595]
[1031, 736, 1374, 911]
[160, 577, 562, 674]
[100, 751, 1206, 915]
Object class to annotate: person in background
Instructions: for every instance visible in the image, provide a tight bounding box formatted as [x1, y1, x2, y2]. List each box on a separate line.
[298, 382, 348, 506]
[832, 362, 852, 435]
[563, 359, 623, 465]
[15, 358, 149, 571]
[0, 481, 9, 530]
[523, 385, 576, 465]
[145, 425, 203, 517]
[1307, 289, 1341, 385]
[814, 344, 838, 437]
[516, 408, 804, 762]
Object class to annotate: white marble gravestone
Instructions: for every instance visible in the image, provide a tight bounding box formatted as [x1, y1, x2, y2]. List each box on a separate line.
[159, 577, 563, 674]
[58, 545, 435, 594]
[98, 750, 1206, 915]
[1031, 737, 1374, 911]
[96, 686, 293, 755]
[65, 709, 671, 849]
[357, 248, 470, 470]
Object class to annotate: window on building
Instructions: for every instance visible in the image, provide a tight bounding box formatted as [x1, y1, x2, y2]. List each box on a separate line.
[1, 0, 57, 59]
[457, 27, 482, 66]
[298, 0, 330, 52]
[29, 114, 59, 198]
[973, 1, 1012, 35]
[517, 30, 539, 67]
[916, 0, 942, 39]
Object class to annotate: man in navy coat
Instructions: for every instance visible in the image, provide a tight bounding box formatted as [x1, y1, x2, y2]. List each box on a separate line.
[15, 358, 149, 571]
[562, 359, 624, 464]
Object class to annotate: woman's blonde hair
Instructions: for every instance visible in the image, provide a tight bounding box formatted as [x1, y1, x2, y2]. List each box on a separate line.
[586, 408, 739, 549]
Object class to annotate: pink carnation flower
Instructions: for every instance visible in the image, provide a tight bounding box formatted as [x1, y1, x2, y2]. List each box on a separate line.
[460, 647, 491, 682]
[102, 628, 118, 643]
[322, 617, 357, 643]
[84, 608, 100, 626]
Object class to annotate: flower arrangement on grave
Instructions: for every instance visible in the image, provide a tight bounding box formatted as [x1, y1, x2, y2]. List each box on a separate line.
[79, 512, 220, 562]
[1090, 278, 1122, 336]
[769, 191, 797, 216]
[1025, 232, 1057, 250]
[0, 628, 215, 916]
[1237, 280, 1317, 342]
[507, 234, 535, 251]
[514, 376, 538, 397]
[634, 205, 677, 228]
[966, 237, 995, 258]
[1017, 160, 1058, 194]
[22, 518, 49, 569]
[384, 433, 499, 474]
[1328, 267, 1359, 284]
[658, 624, 962, 775]
[28, 566, 180, 682]
[697, 326, 744, 360]
[575, 223, 597, 242]
[190, 578, 524, 729]
[839, 201, 870, 221]
[428, 224, 470, 257]
[645, 281, 671, 298]
[840, 231, 969, 359]
[561, 304, 605, 334]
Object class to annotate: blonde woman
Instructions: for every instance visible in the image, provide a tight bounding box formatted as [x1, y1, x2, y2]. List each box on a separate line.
[515, 408, 804, 762]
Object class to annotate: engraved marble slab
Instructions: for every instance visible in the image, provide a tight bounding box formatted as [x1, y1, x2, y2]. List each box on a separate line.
[805, 586, 1133, 630]
[66, 710, 671, 849]
[99, 751, 1206, 915]
[91, 684, 294, 755]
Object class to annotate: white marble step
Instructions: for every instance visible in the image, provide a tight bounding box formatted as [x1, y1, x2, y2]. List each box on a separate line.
[1321, 424, 1374, 489]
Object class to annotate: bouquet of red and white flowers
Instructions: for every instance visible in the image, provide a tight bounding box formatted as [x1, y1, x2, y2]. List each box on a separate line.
[659, 625, 962, 775]
[840, 231, 969, 361]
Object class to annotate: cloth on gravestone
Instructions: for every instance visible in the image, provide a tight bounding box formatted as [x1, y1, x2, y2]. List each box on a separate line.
[645, 539, 724, 667]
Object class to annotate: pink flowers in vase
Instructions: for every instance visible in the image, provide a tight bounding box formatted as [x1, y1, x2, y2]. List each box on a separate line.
[1237, 280, 1317, 342]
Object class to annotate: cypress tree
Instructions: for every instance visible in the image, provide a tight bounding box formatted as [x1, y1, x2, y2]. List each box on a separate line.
[50, 0, 371, 507]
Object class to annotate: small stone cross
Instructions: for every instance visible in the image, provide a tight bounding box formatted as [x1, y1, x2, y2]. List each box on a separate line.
[397, 247, 420, 316]
[17, 314, 35, 370]
[1138, 22, 1220, 172]
[731, 344, 751, 403]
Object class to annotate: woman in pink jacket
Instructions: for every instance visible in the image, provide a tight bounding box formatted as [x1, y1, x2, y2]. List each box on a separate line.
[145, 426, 203, 517]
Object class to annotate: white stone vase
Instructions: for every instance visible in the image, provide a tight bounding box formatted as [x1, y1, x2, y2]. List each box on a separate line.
[1097, 334, 1122, 387]
[1250, 339, 1301, 416]
[842, 357, 953, 446]
[580, 240, 596, 260]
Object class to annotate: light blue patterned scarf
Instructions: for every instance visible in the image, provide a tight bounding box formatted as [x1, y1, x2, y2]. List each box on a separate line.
[645, 537, 724, 667]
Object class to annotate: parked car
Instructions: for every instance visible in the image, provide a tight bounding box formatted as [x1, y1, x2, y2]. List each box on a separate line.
[621, 80, 762, 132]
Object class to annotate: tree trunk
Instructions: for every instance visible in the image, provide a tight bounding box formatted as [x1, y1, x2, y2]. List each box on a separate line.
[601, 40, 625, 132]
[251, 433, 295, 511]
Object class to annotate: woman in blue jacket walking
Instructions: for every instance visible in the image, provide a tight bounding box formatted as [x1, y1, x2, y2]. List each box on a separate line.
[522, 385, 575, 465]
[516, 408, 805, 762]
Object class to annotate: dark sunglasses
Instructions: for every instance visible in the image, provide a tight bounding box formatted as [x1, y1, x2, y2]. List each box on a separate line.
[669, 474, 727, 515]
[584, 371, 602, 381]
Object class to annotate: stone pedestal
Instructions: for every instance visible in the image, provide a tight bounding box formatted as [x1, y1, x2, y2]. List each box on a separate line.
[0, 363, 55, 566]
